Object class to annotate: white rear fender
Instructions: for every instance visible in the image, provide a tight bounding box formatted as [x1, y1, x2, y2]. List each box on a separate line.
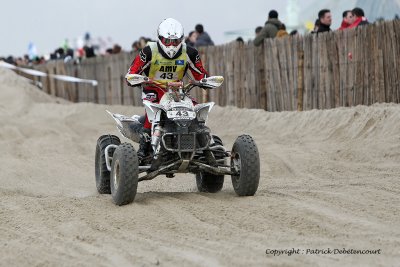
[106, 110, 140, 127]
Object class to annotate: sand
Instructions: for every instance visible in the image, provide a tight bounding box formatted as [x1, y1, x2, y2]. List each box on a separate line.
[0, 67, 399, 266]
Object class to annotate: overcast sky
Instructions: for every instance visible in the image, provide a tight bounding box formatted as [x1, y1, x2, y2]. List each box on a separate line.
[3, 0, 398, 57]
[1, 0, 320, 56]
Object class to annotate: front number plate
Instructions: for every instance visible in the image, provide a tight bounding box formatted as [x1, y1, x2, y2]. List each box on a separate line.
[167, 110, 196, 120]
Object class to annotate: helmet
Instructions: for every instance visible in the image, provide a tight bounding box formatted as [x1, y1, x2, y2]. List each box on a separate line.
[157, 18, 184, 58]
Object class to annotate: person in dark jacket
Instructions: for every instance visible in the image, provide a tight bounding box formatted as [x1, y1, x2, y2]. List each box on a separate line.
[254, 10, 283, 46]
[349, 7, 369, 28]
[255, 26, 263, 37]
[317, 9, 332, 33]
[194, 24, 214, 47]
[311, 19, 320, 33]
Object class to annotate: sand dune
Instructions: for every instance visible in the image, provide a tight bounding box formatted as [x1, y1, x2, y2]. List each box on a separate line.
[0, 67, 399, 266]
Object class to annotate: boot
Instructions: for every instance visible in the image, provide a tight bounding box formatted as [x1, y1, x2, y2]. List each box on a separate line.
[137, 128, 151, 163]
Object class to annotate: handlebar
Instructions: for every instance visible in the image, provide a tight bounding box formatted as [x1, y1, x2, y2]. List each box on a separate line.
[142, 78, 209, 92]
[126, 73, 223, 92]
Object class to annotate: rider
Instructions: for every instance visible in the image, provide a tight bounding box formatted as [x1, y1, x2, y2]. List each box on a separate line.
[126, 18, 209, 162]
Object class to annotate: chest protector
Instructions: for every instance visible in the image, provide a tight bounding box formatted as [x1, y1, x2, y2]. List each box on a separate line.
[148, 42, 188, 85]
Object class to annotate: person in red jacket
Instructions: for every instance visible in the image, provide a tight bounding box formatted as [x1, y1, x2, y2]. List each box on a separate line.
[349, 7, 369, 28]
[339, 10, 355, 30]
[126, 18, 208, 161]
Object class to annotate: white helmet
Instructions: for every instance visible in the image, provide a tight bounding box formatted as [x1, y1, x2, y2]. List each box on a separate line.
[157, 18, 184, 58]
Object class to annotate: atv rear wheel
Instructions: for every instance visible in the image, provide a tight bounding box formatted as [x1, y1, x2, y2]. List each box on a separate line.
[231, 135, 260, 196]
[196, 135, 225, 193]
[110, 143, 139, 205]
[95, 135, 120, 194]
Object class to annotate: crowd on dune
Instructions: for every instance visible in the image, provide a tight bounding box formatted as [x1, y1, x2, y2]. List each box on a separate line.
[252, 6, 398, 46]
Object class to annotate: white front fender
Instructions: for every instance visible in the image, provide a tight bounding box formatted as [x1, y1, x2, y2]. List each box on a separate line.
[143, 101, 165, 123]
[194, 102, 215, 122]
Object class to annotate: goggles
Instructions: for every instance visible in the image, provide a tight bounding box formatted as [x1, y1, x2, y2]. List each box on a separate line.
[159, 36, 182, 47]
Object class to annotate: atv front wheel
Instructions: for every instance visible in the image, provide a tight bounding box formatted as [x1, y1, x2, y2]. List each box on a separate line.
[196, 135, 225, 193]
[231, 135, 260, 196]
[110, 143, 139, 205]
[95, 135, 121, 194]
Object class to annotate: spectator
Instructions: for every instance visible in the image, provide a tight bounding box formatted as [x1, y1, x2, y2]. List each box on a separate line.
[32, 56, 45, 65]
[130, 37, 153, 52]
[23, 54, 30, 64]
[349, 7, 369, 28]
[290, 30, 298, 36]
[254, 10, 283, 46]
[276, 24, 289, 38]
[311, 19, 320, 33]
[84, 45, 96, 58]
[236, 37, 244, 44]
[137, 37, 147, 50]
[55, 47, 65, 59]
[339, 10, 354, 30]
[112, 44, 122, 54]
[132, 41, 140, 52]
[185, 31, 198, 47]
[15, 57, 25, 66]
[64, 48, 74, 63]
[317, 9, 332, 33]
[105, 48, 113, 55]
[194, 24, 214, 47]
[5, 56, 15, 65]
[255, 26, 263, 37]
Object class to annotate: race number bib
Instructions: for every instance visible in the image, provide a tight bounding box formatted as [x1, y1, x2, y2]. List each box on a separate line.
[154, 71, 179, 80]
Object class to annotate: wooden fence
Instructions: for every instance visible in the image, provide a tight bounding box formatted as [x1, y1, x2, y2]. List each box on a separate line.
[31, 19, 400, 111]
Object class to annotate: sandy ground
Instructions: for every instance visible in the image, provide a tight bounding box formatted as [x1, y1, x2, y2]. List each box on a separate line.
[0, 67, 399, 267]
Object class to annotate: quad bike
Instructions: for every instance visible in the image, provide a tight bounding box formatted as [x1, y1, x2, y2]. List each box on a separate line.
[95, 74, 260, 205]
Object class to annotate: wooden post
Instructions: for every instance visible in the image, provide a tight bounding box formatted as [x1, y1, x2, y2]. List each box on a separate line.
[297, 50, 304, 111]
[107, 65, 112, 105]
